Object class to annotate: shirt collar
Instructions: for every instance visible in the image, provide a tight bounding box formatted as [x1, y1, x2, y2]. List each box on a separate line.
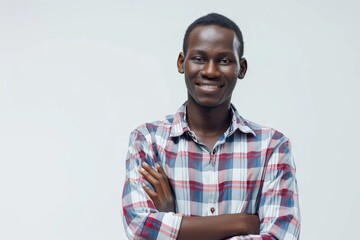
[229, 104, 256, 136]
[170, 102, 256, 137]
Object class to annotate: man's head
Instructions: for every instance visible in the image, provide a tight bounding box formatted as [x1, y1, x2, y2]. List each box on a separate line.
[177, 13, 247, 109]
[183, 13, 244, 59]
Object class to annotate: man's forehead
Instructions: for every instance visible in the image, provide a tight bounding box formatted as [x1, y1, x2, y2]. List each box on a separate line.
[190, 25, 235, 37]
[188, 25, 240, 49]
[190, 25, 238, 40]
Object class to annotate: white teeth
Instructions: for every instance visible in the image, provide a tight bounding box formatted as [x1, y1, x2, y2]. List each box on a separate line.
[199, 85, 219, 89]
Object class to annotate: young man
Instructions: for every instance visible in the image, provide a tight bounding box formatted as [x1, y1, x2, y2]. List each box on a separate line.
[122, 13, 300, 239]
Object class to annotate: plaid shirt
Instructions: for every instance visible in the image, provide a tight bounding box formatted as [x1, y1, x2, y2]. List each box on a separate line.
[122, 103, 300, 239]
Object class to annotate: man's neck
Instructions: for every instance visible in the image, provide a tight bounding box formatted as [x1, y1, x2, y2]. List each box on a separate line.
[186, 100, 232, 149]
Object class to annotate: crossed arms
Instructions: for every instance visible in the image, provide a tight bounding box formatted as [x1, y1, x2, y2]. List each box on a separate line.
[139, 162, 260, 240]
[122, 130, 301, 240]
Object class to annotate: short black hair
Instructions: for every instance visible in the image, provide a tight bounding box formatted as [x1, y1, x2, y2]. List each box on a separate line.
[182, 13, 244, 57]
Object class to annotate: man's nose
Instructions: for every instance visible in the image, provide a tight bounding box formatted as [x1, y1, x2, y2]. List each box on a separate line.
[200, 60, 220, 79]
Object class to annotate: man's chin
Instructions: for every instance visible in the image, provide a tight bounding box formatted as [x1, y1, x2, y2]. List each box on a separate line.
[192, 100, 228, 110]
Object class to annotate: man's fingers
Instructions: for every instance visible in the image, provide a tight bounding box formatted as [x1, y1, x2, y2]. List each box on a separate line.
[143, 185, 161, 207]
[139, 166, 165, 198]
[155, 163, 173, 197]
[140, 162, 175, 213]
[139, 167, 160, 186]
[155, 162, 165, 173]
[143, 185, 156, 198]
[141, 163, 167, 188]
[142, 162, 162, 178]
[143, 186, 158, 201]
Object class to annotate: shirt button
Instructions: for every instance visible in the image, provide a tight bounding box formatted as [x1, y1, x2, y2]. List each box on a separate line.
[210, 207, 215, 214]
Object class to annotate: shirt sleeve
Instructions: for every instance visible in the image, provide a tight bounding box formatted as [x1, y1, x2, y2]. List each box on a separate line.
[227, 135, 301, 240]
[122, 130, 183, 240]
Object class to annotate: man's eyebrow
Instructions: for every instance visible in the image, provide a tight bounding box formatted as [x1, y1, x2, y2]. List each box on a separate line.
[187, 49, 206, 54]
[188, 49, 236, 56]
[217, 51, 237, 57]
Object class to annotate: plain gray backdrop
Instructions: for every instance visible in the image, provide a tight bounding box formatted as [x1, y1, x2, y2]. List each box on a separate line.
[1, 0, 359, 239]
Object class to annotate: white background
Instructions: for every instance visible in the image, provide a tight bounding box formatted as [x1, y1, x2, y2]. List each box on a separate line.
[1, 0, 359, 239]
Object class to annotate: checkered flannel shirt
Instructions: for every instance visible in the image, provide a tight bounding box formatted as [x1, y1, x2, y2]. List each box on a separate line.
[122, 103, 300, 239]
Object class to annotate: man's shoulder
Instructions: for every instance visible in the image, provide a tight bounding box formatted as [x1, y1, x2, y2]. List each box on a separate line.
[130, 114, 175, 139]
[244, 118, 290, 145]
[231, 104, 288, 143]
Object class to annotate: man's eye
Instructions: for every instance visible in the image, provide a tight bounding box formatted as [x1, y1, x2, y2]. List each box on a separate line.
[192, 57, 205, 63]
[219, 58, 232, 64]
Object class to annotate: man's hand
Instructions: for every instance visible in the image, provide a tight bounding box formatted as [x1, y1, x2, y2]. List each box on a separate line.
[139, 162, 175, 213]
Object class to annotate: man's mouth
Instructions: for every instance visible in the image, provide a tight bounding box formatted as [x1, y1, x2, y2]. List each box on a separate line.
[196, 84, 223, 89]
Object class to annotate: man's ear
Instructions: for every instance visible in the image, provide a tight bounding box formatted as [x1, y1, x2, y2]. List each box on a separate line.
[238, 58, 248, 79]
[177, 52, 185, 74]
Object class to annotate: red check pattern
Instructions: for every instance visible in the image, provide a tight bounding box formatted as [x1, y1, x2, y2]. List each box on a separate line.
[122, 103, 300, 239]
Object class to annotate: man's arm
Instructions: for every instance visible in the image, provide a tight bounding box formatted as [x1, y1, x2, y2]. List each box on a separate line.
[140, 162, 260, 240]
[122, 130, 260, 240]
[222, 136, 301, 240]
[255, 137, 301, 239]
[224, 135, 301, 240]
[122, 130, 183, 240]
[139, 133, 301, 240]
[177, 214, 259, 240]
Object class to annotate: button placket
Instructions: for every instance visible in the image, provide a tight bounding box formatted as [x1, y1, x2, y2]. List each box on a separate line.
[207, 203, 217, 215]
[208, 147, 218, 215]
[211, 149, 216, 167]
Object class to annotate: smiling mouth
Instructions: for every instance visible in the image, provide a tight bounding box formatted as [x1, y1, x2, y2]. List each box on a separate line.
[196, 84, 223, 89]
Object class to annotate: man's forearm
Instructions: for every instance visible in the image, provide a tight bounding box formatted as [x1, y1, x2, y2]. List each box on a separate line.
[139, 162, 260, 239]
[177, 213, 259, 240]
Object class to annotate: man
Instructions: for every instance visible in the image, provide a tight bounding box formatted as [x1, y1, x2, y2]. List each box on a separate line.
[122, 13, 300, 239]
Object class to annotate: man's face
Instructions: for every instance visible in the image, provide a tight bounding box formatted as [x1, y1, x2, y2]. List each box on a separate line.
[177, 25, 247, 108]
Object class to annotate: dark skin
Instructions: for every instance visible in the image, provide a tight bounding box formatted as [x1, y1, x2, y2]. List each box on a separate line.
[140, 25, 260, 239]
[179, 25, 247, 149]
[140, 162, 175, 212]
